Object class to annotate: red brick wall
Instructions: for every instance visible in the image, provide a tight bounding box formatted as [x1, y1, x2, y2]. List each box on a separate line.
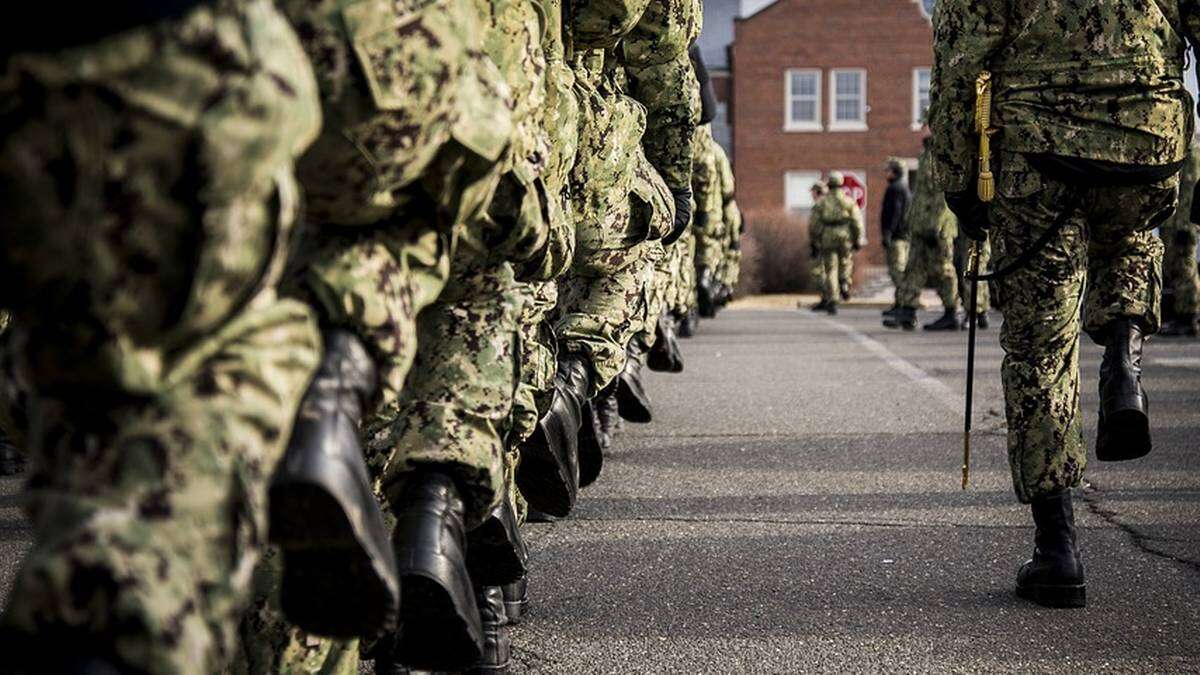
[731, 0, 932, 269]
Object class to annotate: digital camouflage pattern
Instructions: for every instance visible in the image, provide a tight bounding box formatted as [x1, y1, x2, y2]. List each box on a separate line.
[1161, 142, 1200, 316]
[0, 3, 323, 670]
[929, 1, 1190, 502]
[714, 141, 743, 289]
[988, 151, 1172, 502]
[886, 239, 910, 290]
[897, 209, 958, 312]
[928, 0, 1194, 193]
[692, 125, 727, 275]
[810, 188, 863, 303]
[956, 235, 991, 314]
[896, 149, 957, 311]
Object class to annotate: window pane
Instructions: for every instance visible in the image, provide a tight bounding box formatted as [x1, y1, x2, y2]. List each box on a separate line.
[836, 72, 860, 96]
[836, 99, 859, 121]
[791, 99, 815, 122]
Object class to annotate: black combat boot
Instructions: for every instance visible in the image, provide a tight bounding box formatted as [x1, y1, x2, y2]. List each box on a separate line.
[839, 281, 851, 302]
[577, 399, 604, 488]
[502, 575, 529, 624]
[678, 307, 699, 338]
[824, 301, 838, 315]
[923, 309, 960, 331]
[1016, 490, 1086, 608]
[616, 346, 652, 423]
[883, 306, 916, 330]
[0, 434, 24, 476]
[717, 283, 735, 307]
[809, 299, 830, 312]
[595, 383, 621, 453]
[648, 313, 685, 373]
[515, 354, 590, 517]
[977, 311, 990, 330]
[1160, 313, 1199, 337]
[269, 329, 399, 637]
[466, 497, 528, 587]
[697, 267, 718, 318]
[467, 586, 512, 674]
[392, 471, 483, 670]
[881, 303, 899, 318]
[1096, 317, 1151, 461]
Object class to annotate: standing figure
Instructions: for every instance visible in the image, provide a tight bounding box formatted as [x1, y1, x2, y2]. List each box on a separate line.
[810, 172, 864, 315]
[881, 158, 911, 314]
[930, 0, 1194, 608]
[1160, 142, 1200, 337]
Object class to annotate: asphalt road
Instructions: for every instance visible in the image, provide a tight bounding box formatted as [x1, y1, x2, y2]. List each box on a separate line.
[1, 306, 1197, 673]
[510, 307, 1200, 673]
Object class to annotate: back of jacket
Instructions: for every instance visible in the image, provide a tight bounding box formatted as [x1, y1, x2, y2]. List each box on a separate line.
[930, 0, 1195, 192]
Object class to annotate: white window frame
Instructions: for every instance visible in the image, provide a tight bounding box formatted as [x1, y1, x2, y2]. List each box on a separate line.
[912, 67, 931, 130]
[784, 69, 822, 132]
[828, 68, 868, 132]
[784, 170, 824, 211]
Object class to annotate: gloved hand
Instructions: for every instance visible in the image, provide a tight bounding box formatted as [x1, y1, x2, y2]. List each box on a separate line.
[945, 190, 990, 242]
[810, 243, 818, 258]
[663, 186, 693, 245]
[852, 241, 862, 251]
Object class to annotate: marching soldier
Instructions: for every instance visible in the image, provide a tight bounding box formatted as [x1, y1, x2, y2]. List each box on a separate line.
[930, 0, 1196, 608]
[810, 172, 864, 315]
[1161, 141, 1200, 337]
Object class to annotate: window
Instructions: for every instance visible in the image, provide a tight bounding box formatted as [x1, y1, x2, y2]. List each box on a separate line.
[785, 69, 821, 131]
[785, 171, 824, 211]
[913, 68, 931, 129]
[829, 69, 867, 131]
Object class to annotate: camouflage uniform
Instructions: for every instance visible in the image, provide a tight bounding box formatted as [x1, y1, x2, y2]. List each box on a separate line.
[956, 235, 991, 314]
[0, 2, 323, 672]
[557, 0, 701, 395]
[1161, 143, 1200, 318]
[692, 125, 727, 277]
[715, 141, 744, 290]
[896, 150, 958, 312]
[929, 0, 1190, 502]
[810, 187, 864, 304]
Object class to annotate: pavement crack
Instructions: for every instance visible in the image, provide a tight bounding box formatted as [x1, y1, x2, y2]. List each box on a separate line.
[1081, 481, 1200, 574]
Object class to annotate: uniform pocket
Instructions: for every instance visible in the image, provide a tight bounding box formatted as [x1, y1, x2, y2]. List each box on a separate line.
[995, 151, 1044, 201]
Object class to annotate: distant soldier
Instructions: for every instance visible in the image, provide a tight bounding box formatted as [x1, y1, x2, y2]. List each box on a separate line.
[885, 143, 960, 331]
[931, 0, 1196, 608]
[881, 158, 911, 305]
[1160, 142, 1200, 337]
[807, 181, 831, 310]
[810, 172, 865, 313]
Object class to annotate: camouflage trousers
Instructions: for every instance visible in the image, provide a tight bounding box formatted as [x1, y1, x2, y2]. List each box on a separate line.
[956, 235, 991, 314]
[670, 230, 698, 316]
[885, 238, 910, 289]
[694, 226, 727, 275]
[818, 228, 854, 302]
[991, 151, 1170, 503]
[719, 245, 743, 290]
[4, 293, 319, 673]
[1161, 224, 1200, 316]
[896, 232, 958, 311]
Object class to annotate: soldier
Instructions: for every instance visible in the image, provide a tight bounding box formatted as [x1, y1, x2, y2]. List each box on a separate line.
[930, 0, 1195, 608]
[693, 124, 726, 318]
[1160, 142, 1200, 337]
[885, 143, 960, 331]
[715, 140, 745, 305]
[806, 181, 831, 311]
[0, 2, 323, 671]
[810, 172, 864, 315]
[881, 158, 911, 314]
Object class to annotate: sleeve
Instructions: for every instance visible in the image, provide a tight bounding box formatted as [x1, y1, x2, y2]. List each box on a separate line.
[571, 0, 654, 50]
[622, 0, 702, 189]
[848, 200, 864, 245]
[927, 0, 1008, 192]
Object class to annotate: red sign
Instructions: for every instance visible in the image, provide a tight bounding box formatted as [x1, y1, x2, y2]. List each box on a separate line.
[840, 172, 868, 210]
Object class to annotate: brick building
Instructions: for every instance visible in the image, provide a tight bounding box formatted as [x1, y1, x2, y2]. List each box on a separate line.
[730, 0, 935, 271]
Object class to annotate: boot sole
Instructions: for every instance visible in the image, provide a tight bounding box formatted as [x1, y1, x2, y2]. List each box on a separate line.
[1097, 407, 1151, 461]
[1016, 582, 1087, 608]
[515, 431, 575, 518]
[270, 477, 399, 637]
[466, 518, 528, 587]
[396, 573, 483, 670]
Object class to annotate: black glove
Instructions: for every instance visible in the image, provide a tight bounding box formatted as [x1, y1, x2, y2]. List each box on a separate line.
[1190, 179, 1200, 225]
[1177, 228, 1194, 247]
[852, 241, 862, 251]
[944, 190, 990, 242]
[663, 186, 692, 245]
[810, 243, 818, 258]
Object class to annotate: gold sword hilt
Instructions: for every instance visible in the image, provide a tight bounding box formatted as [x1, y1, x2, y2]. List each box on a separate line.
[974, 72, 996, 203]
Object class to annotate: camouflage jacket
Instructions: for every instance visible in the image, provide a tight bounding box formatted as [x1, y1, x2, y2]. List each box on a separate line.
[571, 0, 702, 189]
[928, 0, 1196, 192]
[690, 125, 724, 239]
[714, 140, 742, 236]
[905, 149, 956, 240]
[809, 189, 863, 245]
